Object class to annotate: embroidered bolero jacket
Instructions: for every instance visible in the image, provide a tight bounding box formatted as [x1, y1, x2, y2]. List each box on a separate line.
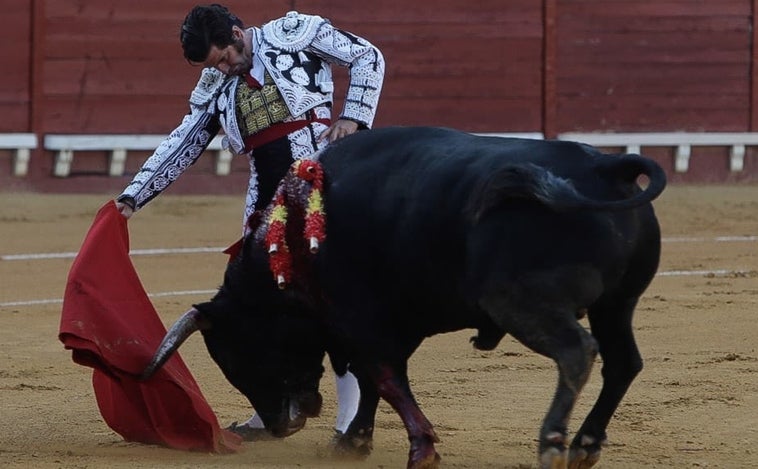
[119, 11, 385, 210]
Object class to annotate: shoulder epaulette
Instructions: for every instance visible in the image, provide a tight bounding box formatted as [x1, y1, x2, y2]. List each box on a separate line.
[261, 11, 328, 52]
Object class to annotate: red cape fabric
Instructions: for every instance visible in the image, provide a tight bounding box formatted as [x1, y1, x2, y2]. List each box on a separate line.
[58, 201, 241, 453]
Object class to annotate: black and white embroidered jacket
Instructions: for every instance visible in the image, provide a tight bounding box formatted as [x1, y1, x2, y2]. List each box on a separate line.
[118, 11, 384, 212]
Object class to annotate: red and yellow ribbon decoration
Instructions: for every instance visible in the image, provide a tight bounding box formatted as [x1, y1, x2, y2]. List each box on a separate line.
[264, 159, 326, 288]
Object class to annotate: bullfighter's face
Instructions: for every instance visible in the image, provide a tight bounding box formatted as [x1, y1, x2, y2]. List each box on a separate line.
[201, 25, 252, 76]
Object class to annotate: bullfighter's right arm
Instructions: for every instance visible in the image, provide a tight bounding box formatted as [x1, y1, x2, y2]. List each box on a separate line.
[117, 69, 226, 211]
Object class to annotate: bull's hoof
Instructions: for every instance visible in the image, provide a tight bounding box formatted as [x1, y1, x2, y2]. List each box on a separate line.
[539, 446, 568, 469]
[567, 446, 600, 469]
[329, 430, 373, 459]
[408, 447, 441, 469]
[567, 435, 603, 468]
[226, 421, 279, 441]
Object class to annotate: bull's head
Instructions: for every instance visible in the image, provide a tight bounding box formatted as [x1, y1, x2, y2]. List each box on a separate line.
[140, 248, 329, 438]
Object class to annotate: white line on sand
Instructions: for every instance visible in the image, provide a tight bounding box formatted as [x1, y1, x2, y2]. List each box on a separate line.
[2, 269, 754, 309]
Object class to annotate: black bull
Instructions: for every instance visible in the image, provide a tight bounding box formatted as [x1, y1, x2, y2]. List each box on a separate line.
[142, 126, 666, 469]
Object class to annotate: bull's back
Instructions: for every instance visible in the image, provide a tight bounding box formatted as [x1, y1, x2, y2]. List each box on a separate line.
[319, 126, 628, 245]
[317, 126, 661, 315]
[320, 127, 503, 269]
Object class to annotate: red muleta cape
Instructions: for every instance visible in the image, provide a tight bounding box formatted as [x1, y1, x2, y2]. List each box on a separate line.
[58, 201, 241, 453]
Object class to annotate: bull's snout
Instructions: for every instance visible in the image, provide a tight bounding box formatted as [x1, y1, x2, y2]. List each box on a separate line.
[265, 391, 323, 438]
[266, 406, 306, 438]
[295, 390, 323, 418]
[269, 414, 306, 438]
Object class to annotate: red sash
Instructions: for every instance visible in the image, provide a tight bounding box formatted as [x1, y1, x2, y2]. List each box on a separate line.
[244, 113, 331, 152]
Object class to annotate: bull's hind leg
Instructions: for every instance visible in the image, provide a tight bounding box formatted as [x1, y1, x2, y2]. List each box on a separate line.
[568, 297, 642, 469]
[479, 295, 598, 469]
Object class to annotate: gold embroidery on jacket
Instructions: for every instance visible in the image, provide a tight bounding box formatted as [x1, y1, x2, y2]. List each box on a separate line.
[236, 70, 291, 137]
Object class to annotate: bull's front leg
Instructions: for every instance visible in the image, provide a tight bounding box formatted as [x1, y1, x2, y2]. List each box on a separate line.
[371, 362, 440, 469]
[331, 369, 379, 458]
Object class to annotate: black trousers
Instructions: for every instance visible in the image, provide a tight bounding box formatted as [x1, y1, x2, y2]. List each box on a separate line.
[251, 136, 296, 211]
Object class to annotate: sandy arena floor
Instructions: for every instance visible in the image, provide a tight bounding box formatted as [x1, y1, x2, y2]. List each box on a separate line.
[0, 185, 756, 468]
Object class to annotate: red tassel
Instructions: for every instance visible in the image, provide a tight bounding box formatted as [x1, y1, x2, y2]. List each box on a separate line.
[265, 192, 292, 287]
[297, 160, 326, 253]
[263, 159, 327, 287]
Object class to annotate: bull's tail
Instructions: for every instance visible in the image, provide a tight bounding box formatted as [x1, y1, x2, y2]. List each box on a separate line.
[468, 154, 667, 221]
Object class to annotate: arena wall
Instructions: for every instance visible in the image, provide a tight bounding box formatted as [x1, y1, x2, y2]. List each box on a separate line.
[1, 0, 756, 192]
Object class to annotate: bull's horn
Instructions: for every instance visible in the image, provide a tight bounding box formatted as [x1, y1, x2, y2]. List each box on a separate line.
[139, 307, 208, 381]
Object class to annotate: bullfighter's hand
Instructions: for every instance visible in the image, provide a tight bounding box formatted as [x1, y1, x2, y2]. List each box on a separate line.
[116, 201, 134, 219]
[318, 119, 359, 143]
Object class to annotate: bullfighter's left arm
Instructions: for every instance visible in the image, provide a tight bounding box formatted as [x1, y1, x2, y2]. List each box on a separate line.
[308, 23, 385, 128]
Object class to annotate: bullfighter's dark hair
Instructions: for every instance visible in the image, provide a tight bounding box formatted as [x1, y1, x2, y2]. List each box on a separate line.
[180, 4, 244, 63]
